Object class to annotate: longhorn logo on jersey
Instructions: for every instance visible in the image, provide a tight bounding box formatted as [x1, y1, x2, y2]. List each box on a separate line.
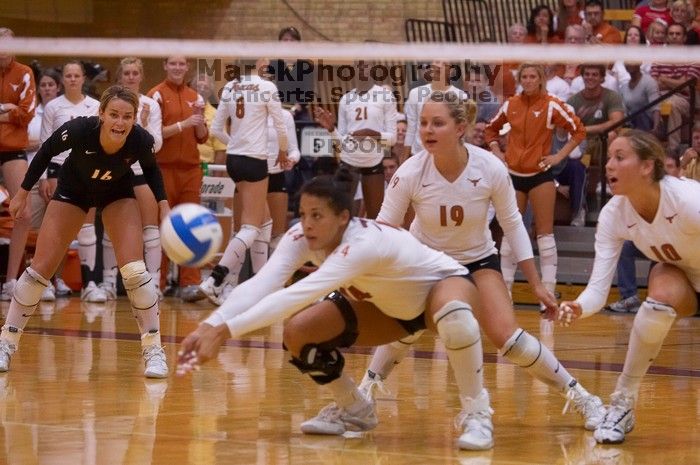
[665, 213, 678, 224]
[468, 177, 482, 187]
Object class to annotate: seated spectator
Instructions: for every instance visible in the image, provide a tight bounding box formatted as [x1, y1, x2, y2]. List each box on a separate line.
[680, 124, 700, 181]
[665, 152, 682, 177]
[560, 25, 586, 84]
[555, 0, 584, 38]
[390, 118, 407, 162]
[582, 0, 623, 44]
[646, 18, 669, 45]
[569, 66, 623, 94]
[464, 66, 500, 122]
[619, 62, 661, 132]
[553, 126, 588, 226]
[612, 26, 652, 82]
[545, 64, 572, 101]
[567, 64, 625, 167]
[525, 4, 563, 44]
[501, 23, 527, 99]
[382, 155, 399, 188]
[633, 0, 673, 32]
[650, 23, 700, 152]
[467, 118, 488, 149]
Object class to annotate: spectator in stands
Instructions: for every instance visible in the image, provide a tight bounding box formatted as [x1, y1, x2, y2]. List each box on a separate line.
[582, 0, 623, 44]
[646, 18, 669, 45]
[560, 25, 586, 85]
[467, 118, 488, 149]
[268, 26, 315, 123]
[568, 64, 625, 145]
[680, 124, 700, 180]
[555, 0, 584, 38]
[502, 23, 527, 99]
[633, 0, 673, 32]
[485, 63, 586, 302]
[682, 0, 700, 43]
[147, 56, 208, 301]
[612, 25, 652, 78]
[382, 154, 399, 187]
[525, 4, 563, 44]
[545, 64, 572, 101]
[671, 0, 693, 37]
[191, 73, 226, 165]
[619, 62, 661, 132]
[650, 23, 700, 152]
[465, 65, 500, 122]
[0, 28, 36, 303]
[390, 119, 407, 162]
[664, 152, 682, 176]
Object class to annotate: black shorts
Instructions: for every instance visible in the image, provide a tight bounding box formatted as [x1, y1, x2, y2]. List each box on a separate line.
[340, 161, 384, 176]
[132, 174, 146, 186]
[0, 151, 27, 165]
[226, 155, 269, 183]
[267, 172, 287, 193]
[47, 161, 61, 179]
[52, 176, 135, 213]
[510, 170, 554, 193]
[465, 253, 501, 274]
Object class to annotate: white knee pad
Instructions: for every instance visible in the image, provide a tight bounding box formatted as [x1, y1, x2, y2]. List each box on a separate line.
[77, 224, 97, 247]
[432, 301, 480, 350]
[14, 267, 50, 307]
[500, 328, 541, 367]
[234, 224, 262, 250]
[633, 299, 677, 345]
[121, 260, 157, 310]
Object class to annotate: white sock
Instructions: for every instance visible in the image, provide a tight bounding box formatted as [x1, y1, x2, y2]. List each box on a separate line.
[143, 226, 161, 286]
[251, 219, 272, 274]
[102, 232, 118, 289]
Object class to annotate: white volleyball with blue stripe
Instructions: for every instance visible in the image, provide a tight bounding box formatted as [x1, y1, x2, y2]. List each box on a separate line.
[160, 203, 223, 267]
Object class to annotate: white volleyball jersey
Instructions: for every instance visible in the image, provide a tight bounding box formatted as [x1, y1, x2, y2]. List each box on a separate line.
[211, 75, 287, 159]
[578, 176, 700, 316]
[41, 95, 99, 165]
[379, 144, 533, 264]
[131, 94, 163, 176]
[404, 84, 470, 155]
[266, 109, 300, 174]
[335, 85, 397, 168]
[204, 218, 467, 338]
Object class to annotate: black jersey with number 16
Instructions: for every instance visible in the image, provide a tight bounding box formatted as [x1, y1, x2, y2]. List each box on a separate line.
[22, 116, 166, 202]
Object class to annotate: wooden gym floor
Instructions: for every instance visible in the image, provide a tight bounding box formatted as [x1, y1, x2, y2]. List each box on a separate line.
[0, 296, 697, 465]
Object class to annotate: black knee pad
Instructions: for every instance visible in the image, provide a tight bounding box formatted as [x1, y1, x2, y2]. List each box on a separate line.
[290, 344, 345, 385]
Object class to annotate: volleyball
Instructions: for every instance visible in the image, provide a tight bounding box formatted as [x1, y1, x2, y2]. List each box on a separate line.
[160, 203, 223, 267]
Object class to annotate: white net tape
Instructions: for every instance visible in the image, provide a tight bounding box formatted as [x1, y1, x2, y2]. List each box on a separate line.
[1, 37, 699, 64]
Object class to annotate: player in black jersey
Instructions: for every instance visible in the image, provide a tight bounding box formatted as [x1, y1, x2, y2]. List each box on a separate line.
[0, 85, 170, 378]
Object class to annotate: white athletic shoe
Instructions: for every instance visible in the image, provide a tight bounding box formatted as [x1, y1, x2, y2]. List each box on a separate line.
[563, 382, 606, 430]
[142, 344, 169, 379]
[198, 277, 225, 305]
[300, 399, 378, 435]
[54, 278, 73, 297]
[456, 389, 494, 451]
[0, 279, 16, 302]
[594, 391, 635, 444]
[0, 339, 17, 372]
[81, 281, 107, 303]
[98, 282, 117, 300]
[41, 283, 56, 302]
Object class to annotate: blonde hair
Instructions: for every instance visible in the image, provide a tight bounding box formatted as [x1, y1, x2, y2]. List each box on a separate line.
[427, 91, 477, 126]
[116, 57, 144, 84]
[517, 63, 546, 92]
[618, 128, 666, 181]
